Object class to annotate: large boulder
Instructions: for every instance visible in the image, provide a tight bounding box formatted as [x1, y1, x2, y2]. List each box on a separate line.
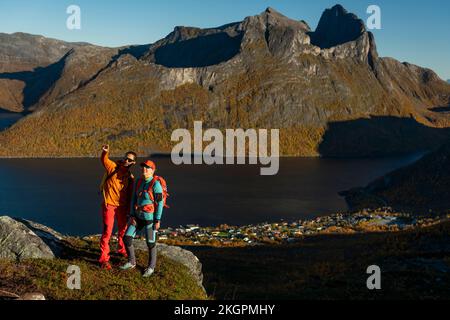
[0, 289, 46, 301]
[0, 216, 64, 261]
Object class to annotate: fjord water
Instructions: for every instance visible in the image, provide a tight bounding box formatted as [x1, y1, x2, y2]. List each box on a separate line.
[0, 155, 422, 236]
[0, 112, 23, 130]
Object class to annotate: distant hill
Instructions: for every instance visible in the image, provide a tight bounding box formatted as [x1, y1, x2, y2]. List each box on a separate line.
[0, 5, 449, 157]
[0, 33, 117, 114]
[342, 141, 450, 213]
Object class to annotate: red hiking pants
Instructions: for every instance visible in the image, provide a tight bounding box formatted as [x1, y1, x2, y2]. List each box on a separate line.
[99, 203, 128, 263]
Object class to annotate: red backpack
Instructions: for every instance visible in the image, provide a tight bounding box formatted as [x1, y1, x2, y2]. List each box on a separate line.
[136, 175, 170, 209]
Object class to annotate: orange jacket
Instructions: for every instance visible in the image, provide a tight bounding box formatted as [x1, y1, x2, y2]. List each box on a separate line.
[100, 151, 134, 208]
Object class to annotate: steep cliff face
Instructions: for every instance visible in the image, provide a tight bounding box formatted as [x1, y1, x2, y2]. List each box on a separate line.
[0, 5, 449, 157]
[309, 5, 365, 49]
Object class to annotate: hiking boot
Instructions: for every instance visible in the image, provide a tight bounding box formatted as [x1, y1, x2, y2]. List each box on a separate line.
[100, 262, 112, 270]
[120, 262, 136, 271]
[143, 268, 154, 278]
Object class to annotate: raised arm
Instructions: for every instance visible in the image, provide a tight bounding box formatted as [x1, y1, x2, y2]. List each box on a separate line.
[101, 145, 117, 174]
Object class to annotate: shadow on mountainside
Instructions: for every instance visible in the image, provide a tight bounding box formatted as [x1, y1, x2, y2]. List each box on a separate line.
[0, 50, 72, 113]
[308, 4, 365, 49]
[119, 44, 152, 60]
[154, 32, 243, 68]
[319, 116, 450, 158]
[430, 105, 450, 113]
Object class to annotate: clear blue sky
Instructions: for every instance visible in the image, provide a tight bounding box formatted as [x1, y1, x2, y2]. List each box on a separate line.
[0, 0, 449, 80]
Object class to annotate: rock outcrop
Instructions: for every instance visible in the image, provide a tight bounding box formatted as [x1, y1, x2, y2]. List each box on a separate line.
[0, 289, 51, 301]
[133, 240, 205, 292]
[0, 290, 45, 300]
[0, 216, 64, 260]
[20, 292, 46, 300]
[0, 5, 449, 157]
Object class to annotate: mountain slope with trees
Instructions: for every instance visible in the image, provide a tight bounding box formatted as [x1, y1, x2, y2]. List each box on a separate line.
[0, 5, 449, 157]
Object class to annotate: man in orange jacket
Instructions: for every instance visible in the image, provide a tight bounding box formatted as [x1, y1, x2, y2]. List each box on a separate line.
[99, 145, 136, 270]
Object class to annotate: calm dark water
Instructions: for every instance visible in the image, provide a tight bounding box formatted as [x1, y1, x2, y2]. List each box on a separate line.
[0, 112, 23, 130]
[0, 155, 422, 236]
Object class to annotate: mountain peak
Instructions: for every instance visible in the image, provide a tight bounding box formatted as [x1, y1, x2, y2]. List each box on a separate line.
[1, 5, 450, 159]
[330, 4, 348, 16]
[257, 6, 310, 31]
[265, 7, 277, 14]
[309, 4, 366, 49]
[261, 7, 290, 20]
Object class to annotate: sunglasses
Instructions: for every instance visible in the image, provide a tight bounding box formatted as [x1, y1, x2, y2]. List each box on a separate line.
[124, 157, 135, 163]
[141, 165, 152, 169]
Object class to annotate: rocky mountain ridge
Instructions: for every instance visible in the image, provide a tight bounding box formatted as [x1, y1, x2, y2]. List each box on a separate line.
[0, 5, 449, 157]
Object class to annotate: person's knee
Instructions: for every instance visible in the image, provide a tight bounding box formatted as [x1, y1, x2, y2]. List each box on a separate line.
[147, 241, 156, 250]
[124, 235, 134, 247]
[102, 226, 113, 238]
[125, 224, 137, 236]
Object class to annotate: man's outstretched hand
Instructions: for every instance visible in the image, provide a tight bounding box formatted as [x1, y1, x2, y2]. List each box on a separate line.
[102, 145, 110, 153]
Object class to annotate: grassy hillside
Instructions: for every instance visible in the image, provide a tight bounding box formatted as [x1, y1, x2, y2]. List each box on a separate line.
[1, 219, 449, 300]
[0, 237, 207, 300]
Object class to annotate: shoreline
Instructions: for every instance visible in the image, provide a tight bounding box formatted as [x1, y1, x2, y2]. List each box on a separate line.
[0, 153, 425, 160]
[81, 208, 450, 247]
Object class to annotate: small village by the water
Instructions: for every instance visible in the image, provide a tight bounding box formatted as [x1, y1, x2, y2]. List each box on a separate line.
[146, 208, 449, 247]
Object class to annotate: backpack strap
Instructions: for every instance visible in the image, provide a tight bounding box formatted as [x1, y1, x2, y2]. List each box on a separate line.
[147, 176, 159, 203]
[137, 177, 157, 200]
[152, 176, 170, 208]
[136, 177, 144, 198]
